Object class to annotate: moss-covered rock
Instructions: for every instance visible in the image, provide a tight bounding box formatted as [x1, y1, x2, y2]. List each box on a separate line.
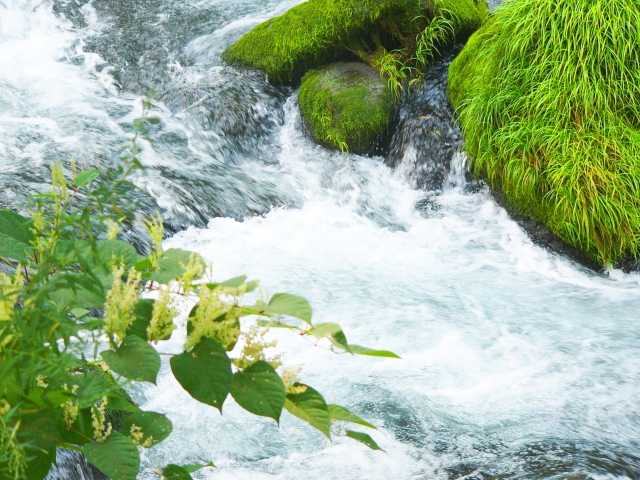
[224, 0, 488, 84]
[449, 0, 640, 264]
[299, 62, 394, 153]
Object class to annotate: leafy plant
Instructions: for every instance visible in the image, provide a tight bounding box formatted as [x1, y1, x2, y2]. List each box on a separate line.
[379, 10, 457, 99]
[0, 111, 398, 479]
[450, 0, 640, 263]
[223, 0, 485, 84]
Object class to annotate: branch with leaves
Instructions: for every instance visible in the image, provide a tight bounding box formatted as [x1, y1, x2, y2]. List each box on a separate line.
[0, 105, 398, 480]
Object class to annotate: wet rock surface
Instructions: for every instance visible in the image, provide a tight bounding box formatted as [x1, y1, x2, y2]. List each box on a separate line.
[299, 62, 393, 154]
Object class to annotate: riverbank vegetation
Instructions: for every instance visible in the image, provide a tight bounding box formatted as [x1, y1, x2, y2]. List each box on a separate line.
[449, 0, 640, 264]
[225, 0, 487, 152]
[224, 0, 486, 85]
[0, 108, 397, 480]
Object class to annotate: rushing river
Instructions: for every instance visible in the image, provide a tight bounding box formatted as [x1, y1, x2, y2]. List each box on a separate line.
[2, 0, 640, 479]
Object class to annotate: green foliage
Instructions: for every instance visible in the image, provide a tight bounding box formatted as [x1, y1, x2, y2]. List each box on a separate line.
[298, 62, 394, 153]
[284, 384, 331, 438]
[230, 361, 286, 422]
[223, 0, 487, 85]
[121, 411, 172, 447]
[101, 334, 161, 384]
[162, 463, 214, 480]
[379, 12, 456, 99]
[449, 0, 640, 263]
[0, 105, 397, 479]
[170, 338, 233, 412]
[84, 432, 140, 480]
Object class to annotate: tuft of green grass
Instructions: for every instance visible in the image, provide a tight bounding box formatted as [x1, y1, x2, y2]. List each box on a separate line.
[299, 62, 394, 153]
[223, 0, 487, 85]
[449, 0, 640, 264]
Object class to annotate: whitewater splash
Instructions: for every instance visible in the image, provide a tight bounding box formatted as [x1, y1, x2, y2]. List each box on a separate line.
[2, 0, 640, 478]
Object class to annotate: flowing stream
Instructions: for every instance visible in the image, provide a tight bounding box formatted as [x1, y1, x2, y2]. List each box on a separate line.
[2, 0, 640, 478]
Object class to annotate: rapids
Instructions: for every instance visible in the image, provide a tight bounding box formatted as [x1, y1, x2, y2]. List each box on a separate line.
[1, 0, 639, 478]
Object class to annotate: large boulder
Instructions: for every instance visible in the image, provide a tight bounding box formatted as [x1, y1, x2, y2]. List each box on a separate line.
[448, 0, 640, 264]
[298, 62, 394, 153]
[223, 0, 488, 84]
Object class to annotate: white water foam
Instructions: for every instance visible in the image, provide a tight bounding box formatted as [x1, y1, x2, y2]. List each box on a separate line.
[135, 97, 640, 478]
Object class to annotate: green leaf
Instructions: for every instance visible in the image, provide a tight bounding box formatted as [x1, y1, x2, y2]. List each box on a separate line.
[231, 361, 286, 422]
[170, 337, 233, 412]
[24, 388, 73, 409]
[308, 323, 349, 350]
[92, 239, 139, 272]
[60, 407, 94, 445]
[75, 169, 100, 187]
[262, 293, 312, 324]
[74, 372, 113, 408]
[145, 249, 204, 284]
[284, 384, 331, 437]
[49, 283, 106, 309]
[0, 210, 33, 243]
[84, 432, 140, 480]
[70, 308, 90, 319]
[163, 463, 215, 479]
[345, 430, 384, 451]
[182, 463, 215, 473]
[207, 275, 246, 289]
[125, 299, 155, 341]
[122, 411, 172, 447]
[102, 334, 160, 383]
[205, 275, 258, 292]
[163, 465, 192, 480]
[107, 392, 141, 413]
[18, 412, 60, 480]
[0, 210, 34, 261]
[348, 344, 401, 358]
[328, 404, 376, 429]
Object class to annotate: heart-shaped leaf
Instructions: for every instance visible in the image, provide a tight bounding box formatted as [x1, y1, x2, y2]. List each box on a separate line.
[231, 361, 286, 422]
[84, 432, 140, 480]
[261, 293, 312, 324]
[122, 411, 172, 447]
[170, 337, 232, 411]
[102, 334, 160, 383]
[284, 383, 330, 437]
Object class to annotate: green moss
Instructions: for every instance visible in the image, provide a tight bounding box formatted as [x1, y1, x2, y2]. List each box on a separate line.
[299, 62, 394, 153]
[447, 15, 499, 110]
[449, 0, 640, 263]
[224, 0, 487, 84]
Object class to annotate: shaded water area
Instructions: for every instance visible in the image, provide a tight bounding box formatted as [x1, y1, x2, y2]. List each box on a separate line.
[1, 0, 639, 478]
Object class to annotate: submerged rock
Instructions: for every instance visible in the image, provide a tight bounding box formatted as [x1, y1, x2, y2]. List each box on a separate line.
[223, 0, 488, 85]
[448, 0, 640, 265]
[299, 62, 393, 153]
